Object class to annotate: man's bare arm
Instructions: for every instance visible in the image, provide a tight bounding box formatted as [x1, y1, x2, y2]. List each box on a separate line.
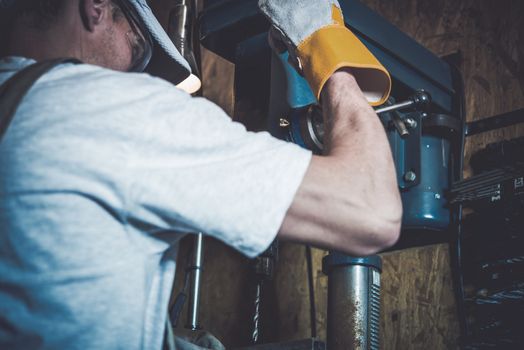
[279, 69, 402, 256]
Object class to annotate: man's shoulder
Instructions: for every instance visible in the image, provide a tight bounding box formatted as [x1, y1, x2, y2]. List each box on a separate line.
[49, 62, 181, 98]
[0, 57, 176, 94]
[11, 61, 199, 120]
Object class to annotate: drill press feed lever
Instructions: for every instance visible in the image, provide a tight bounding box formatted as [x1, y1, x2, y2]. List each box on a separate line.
[375, 89, 431, 114]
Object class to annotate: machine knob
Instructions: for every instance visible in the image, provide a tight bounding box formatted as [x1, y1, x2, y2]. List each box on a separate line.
[410, 89, 431, 108]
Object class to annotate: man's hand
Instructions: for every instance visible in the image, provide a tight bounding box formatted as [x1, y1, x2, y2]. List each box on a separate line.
[258, 0, 402, 255]
[258, 0, 390, 105]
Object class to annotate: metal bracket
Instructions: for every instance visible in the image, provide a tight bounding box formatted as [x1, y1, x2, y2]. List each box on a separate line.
[389, 112, 422, 189]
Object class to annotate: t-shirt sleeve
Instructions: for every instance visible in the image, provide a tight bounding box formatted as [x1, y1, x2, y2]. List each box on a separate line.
[122, 82, 312, 258]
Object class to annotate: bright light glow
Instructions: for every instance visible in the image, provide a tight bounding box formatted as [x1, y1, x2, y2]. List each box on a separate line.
[176, 73, 201, 94]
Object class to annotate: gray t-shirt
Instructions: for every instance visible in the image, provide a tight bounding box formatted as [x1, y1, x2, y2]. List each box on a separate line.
[0, 57, 311, 349]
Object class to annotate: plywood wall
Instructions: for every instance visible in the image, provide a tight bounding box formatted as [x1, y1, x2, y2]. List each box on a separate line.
[150, 0, 524, 348]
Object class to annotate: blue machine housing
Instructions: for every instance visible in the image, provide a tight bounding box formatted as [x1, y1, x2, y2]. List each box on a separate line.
[388, 116, 453, 231]
[269, 48, 456, 233]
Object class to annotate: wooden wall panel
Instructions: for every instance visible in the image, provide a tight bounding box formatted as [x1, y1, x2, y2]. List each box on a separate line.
[361, 0, 524, 177]
[380, 245, 459, 349]
[150, 0, 524, 348]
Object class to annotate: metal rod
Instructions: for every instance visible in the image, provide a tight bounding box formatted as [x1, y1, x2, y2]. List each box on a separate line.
[169, 0, 201, 77]
[465, 108, 524, 136]
[375, 89, 431, 115]
[375, 100, 415, 114]
[186, 232, 204, 330]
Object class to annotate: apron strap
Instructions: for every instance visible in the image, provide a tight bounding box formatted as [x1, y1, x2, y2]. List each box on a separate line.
[0, 58, 81, 142]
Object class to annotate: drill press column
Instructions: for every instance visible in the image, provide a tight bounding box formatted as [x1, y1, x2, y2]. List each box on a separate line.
[323, 253, 382, 350]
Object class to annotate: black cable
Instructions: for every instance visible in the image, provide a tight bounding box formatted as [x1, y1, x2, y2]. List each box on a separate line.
[452, 126, 470, 343]
[455, 204, 469, 338]
[305, 245, 317, 338]
[448, 57, 470, 345]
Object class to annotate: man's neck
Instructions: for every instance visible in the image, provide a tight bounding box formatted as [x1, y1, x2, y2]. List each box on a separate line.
[8, 27, 78, 62]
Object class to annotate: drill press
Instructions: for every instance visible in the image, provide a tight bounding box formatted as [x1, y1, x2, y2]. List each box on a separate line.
[199, 0, 466, 348]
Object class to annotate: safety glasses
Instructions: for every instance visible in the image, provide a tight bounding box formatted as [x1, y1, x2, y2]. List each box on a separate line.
[111, 0, 153, 72]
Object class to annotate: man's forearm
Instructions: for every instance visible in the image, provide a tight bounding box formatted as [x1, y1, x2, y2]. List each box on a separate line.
[262, 0, 399, 255]
[321, 68, 402, 233]
[280, 69, 402, 256]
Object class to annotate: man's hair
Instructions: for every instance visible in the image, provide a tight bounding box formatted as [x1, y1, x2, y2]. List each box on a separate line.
[9, 0, 66, 29]
[0, 0, 65, 56]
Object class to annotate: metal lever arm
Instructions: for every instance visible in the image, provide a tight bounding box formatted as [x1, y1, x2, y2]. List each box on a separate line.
[375, 89, 431, 115]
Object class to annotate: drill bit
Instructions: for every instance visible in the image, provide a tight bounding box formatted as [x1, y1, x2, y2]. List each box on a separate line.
[252, 282, 261, 344]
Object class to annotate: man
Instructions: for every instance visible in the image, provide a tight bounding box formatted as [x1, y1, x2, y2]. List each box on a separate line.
[0, 0, 402, 349]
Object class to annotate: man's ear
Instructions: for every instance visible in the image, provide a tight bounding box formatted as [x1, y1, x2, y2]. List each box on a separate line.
[80, 0, 111, 32]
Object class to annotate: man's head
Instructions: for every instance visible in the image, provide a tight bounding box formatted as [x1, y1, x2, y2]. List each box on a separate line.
[0, 0, 199, 90]
[2, 0, 150, 71]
